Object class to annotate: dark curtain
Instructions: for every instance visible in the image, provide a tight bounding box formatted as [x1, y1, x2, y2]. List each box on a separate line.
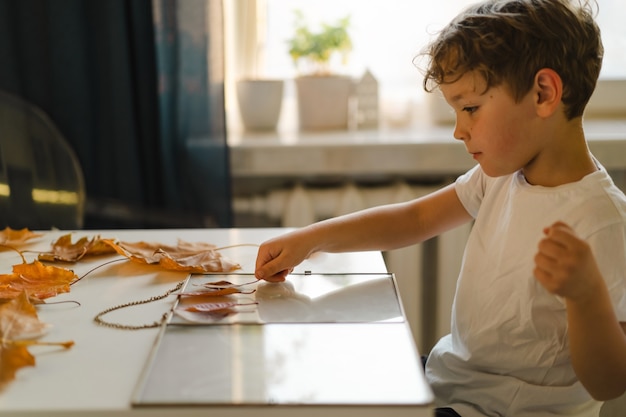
[153, 0, 231, 228]
[0, 0, 232, 228]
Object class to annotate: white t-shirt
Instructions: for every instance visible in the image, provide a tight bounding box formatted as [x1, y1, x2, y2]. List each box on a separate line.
[426, 162, 626, 417]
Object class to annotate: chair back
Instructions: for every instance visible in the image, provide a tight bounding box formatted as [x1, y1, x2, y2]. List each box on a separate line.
[0, 90, 85, 230]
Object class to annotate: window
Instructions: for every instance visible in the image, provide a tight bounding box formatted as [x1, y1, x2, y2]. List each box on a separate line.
[224, 0, 626, 133]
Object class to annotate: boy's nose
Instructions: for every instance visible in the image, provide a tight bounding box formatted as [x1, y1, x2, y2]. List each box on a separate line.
[453, 120, 467, 142]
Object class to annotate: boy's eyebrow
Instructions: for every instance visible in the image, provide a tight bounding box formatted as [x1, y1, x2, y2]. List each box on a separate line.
[450, 93, 464, 103]
[449, 88, 486, 103]
[448, 92, 468, 104]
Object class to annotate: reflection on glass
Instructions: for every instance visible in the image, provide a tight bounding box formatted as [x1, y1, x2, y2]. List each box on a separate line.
[171, 273, 403, 325]
[256, 275, 403, 323]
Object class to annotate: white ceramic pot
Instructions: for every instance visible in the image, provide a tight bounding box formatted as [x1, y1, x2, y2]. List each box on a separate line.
[236, 79, 284, 131]
[295, 75, 353, 130]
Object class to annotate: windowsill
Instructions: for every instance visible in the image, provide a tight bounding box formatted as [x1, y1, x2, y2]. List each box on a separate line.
[228, 118, 626, 179]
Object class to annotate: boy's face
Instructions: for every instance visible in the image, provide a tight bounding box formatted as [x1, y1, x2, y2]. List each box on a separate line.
[439, 71, 541, 178]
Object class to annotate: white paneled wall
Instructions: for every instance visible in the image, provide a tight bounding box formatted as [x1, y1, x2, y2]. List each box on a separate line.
[233, 181, 471, 353]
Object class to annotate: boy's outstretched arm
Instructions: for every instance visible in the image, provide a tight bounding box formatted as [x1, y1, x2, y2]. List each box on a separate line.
[255, 184, 471, 282]
[534, 221, 626, 401]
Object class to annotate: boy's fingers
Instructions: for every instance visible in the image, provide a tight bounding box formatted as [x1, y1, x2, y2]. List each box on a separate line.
[538, 236, 566, 259]
[543, 222, 576, 248]
[256, 268, 289, 282]
[255, 255, 290, 281]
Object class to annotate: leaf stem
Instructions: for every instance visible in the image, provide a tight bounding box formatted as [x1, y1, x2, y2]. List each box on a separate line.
[71, 258, 127, 286]
[214, 243, 260, 251]
[2, 338, 74, 349]
[0, 244, 26, 263]
[38, 300, 82, 307]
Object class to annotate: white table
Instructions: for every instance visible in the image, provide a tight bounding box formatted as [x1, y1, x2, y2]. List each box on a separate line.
[0, 228, 433, 416]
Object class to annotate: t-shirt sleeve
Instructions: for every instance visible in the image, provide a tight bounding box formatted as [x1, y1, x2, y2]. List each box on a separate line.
[588, 224, 626, 322]
[454, 164, 485, 218]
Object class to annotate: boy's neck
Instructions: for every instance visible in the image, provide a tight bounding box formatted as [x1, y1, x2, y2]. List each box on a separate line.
[522, 117, 597, 187]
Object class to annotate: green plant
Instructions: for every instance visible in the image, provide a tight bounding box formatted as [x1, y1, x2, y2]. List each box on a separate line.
[287, 10, 352, 75]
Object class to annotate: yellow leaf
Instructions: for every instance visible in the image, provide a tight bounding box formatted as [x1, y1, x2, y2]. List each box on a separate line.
[0, 261, 77, 302]
[0, 227, 43, 248]
[0, 293, 73, 391]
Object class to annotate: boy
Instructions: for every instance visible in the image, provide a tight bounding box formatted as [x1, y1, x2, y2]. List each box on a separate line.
[254, 0, 626, 415]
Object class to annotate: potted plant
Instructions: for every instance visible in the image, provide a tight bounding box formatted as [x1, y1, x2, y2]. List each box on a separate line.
[287, 11, 353, 130]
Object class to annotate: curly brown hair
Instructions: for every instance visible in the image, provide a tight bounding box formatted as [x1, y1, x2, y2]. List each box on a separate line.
[419, 0, 603, 120]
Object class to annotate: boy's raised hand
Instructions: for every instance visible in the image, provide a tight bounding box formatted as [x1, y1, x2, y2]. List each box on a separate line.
[533, 221, 604, 302]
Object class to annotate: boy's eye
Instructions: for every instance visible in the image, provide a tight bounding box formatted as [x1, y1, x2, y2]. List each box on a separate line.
[463, 106, 478, 114]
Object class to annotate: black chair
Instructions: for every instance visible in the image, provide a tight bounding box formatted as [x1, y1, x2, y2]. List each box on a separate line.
[0, 90, 85, 230]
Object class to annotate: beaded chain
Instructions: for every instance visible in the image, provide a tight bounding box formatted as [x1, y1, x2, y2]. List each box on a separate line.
[93, 280, 185, 330]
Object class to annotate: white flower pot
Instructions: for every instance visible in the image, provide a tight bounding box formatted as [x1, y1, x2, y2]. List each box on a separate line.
[295, 75, 353, 130]
[236, 79, 284, 131]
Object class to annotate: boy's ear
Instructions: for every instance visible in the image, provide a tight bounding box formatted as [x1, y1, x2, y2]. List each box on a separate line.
[534, 68, 563, 117]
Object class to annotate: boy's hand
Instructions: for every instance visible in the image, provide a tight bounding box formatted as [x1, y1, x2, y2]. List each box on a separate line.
[255, 229, 311, 282]
[533, 221, 603, 303]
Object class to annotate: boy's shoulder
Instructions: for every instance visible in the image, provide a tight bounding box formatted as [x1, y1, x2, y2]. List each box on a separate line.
[456, 163, 626, 226]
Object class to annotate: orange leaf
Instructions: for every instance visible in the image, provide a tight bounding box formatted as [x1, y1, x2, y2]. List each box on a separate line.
[0, 227, 43, 248]
[0, 293, 73, 391]
[0, 292, 49, 340]
[102, 239, 241, 273]
[37, 234, 116, 262]
[0, 293, 42, 389]
[157, 250, 240, 273]
[0, 261, 77, 301]
[0, 344, 35, 390]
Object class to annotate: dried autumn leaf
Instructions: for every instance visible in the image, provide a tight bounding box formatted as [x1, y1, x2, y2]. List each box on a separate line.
[174, 307, 235, 322]
[201, 279, 258, 288]
[174, 300, 258, 323]
[85, 238, 116, 256]
[0, 227, 43, 248]
[103, 240, 220, 263]
[0, 292, 49, 339]
[0, 344, 35, 389]
[0, 261, 78, 301]
[0, 293, 43, 388]
[180, 287, 254, 296]
[37, 234, 116, 262]
[0, 292, 73, 390]
[157, 250, 240, 273]
[102, 239, 241, 273]
[203, 280, 238, 287]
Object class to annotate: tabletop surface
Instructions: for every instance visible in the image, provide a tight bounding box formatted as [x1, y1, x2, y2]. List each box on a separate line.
[0, 228, 433, 417]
